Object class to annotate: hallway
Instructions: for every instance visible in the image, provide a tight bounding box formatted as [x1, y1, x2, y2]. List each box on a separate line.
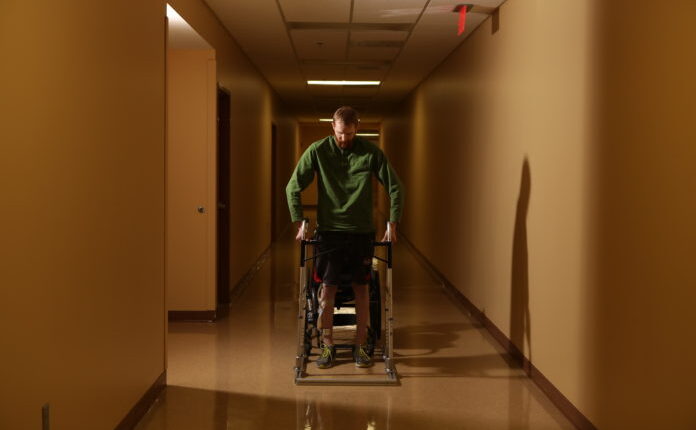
[4, 0, 696, 428]
[135, 224, 573, 429]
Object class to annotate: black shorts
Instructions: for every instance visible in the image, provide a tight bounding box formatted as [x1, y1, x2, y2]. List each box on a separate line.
[314, 231, 375, 286]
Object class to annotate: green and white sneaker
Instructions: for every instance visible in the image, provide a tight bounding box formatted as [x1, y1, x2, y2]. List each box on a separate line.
[316, 344, 336, 369]
[354, 345, 373, 368]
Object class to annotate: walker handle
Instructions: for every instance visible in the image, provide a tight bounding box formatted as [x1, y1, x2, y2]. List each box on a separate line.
[300, 218, 309, 241]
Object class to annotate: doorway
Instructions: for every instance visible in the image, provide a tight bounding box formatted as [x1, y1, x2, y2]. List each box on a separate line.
[217, 88, 231, 315]
[166, 4, 219, 322]
[271, 123, 278, 242]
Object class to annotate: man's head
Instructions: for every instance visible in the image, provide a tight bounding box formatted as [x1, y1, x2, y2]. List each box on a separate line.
[331, 106, 359, 149]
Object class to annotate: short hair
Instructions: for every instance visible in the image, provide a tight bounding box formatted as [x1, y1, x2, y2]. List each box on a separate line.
[332, 106, 360, 126]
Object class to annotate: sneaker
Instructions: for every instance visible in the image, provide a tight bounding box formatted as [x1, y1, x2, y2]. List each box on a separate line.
[354, 345, 373, 368]
[316, 344, 336, 369]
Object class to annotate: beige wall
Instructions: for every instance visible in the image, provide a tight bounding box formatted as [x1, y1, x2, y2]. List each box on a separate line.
[588, 0, 696, 427]
[0, 0, 297, 428]
[166, 49, 217, 311]
[383, 0, 696, 428]
[272, 113, 299, 239]
[168, 0, 298, 288]
[0, 1, 166, 429]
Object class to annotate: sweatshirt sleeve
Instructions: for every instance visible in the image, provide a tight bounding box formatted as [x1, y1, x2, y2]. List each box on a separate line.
[285, 145, 316, 222]
[374, 149, 405, 223]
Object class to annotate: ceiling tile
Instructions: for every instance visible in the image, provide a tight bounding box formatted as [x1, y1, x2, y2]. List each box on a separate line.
[342, 87, 379, 98]
[292, 29, 349, 60]
[301, 60, 389, 81]
[344, 64, 388, 81]
[308, 85, 345, 97]
[301, 59, 391, 66]
[353, 0, 429, 23]
[204, 0, 504, 119]
[374, 0, 492, 106]
[348, 46, 400, 61]
[206, 0, 294, 59]
[349, 30, 409, 42]
[279, 0, 351, 23]
[252, 56, 306, 86]
[302, 64, 346, 80]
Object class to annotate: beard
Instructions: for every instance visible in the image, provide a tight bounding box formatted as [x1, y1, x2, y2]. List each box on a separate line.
[336, 138, 353, 149]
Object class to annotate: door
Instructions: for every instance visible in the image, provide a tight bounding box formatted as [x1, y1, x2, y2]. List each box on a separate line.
[166, 51, 217, 320]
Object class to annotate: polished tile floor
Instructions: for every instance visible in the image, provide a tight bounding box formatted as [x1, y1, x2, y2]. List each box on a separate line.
[136, 223, 574, 429]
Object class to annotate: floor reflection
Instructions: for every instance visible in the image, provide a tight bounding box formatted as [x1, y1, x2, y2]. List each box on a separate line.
[297, 391, 390, 430]
[136, 385, 486, 429]
[137, 215, 575, 429]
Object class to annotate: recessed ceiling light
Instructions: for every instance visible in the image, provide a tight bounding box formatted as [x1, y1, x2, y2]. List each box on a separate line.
[308, 80, 381, 86]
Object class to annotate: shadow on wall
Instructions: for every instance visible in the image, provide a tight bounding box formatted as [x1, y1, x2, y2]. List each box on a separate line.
[510, 157, 531, 364]
[508, 159, 532, 430]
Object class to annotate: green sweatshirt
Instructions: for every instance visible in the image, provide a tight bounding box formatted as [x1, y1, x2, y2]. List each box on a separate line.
[286, 135, 404, 233]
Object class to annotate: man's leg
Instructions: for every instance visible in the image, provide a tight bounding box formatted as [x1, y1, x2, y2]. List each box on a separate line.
[352, 282, 373, 368]
[352, 283, 370, 345]
[350, 234, 374, 368]
[318, 284, 337, 345]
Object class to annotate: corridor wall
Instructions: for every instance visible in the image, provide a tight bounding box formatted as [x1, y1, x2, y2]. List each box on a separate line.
[382, 0, 696, 428]
[272, 112, 299, 240]
[0, 2, 167, 429]
[168, 0, 298, 295]
[0, 0, 297, 429]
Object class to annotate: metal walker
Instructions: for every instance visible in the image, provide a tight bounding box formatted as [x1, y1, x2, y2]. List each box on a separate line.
[293, 220, 397, 385]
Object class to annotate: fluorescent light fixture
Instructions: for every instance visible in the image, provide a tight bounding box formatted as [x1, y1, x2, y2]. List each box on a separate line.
[357, 133, 380, 137]
[308, 80, 381, 86]
[319, 119, 367, 123]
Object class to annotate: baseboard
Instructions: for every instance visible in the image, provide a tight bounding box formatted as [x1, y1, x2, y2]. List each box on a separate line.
[399, 234, 597, 430]
[168, 245, 272, 322]
[115, 371, 166, 430]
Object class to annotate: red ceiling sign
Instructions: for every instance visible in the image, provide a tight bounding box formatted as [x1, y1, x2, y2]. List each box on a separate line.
[454, 4, 473, 36]
[458, 7, 467, 35]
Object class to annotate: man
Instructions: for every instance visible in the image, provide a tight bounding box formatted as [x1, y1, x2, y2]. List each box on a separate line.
[286, 106, 404, 369]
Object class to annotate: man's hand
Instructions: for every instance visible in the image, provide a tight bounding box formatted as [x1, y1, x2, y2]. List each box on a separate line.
[381, 222, 398, 243]
[294, 221, 304, 241]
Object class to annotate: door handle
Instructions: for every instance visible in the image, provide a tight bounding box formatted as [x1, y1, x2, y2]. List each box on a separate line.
[197, 206, 206, 214]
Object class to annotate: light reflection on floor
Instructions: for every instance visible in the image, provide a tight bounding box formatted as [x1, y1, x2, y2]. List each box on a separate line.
[135, 219, 574, 430]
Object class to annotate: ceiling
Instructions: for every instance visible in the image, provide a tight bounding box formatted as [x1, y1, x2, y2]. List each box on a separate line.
[203, 0, 505, 122]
